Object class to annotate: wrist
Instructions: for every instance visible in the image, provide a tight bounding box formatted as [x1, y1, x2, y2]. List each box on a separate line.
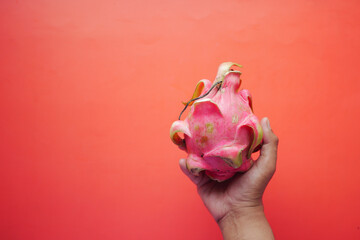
[218, 203, 274, 240]
[218, 203, 265, 228]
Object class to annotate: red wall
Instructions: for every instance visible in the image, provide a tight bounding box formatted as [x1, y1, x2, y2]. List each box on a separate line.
[1, 0, 360, 239]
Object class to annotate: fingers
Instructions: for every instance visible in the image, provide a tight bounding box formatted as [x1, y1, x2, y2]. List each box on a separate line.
[179, 158, 203, 185]
[256, 117, 279, 176]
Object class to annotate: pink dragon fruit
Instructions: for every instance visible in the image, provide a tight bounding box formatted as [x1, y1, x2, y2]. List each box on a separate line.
[170, 62, 263, 182]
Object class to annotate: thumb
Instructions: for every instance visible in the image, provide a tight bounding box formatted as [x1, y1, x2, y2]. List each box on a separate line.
[255, 117, 279, 176]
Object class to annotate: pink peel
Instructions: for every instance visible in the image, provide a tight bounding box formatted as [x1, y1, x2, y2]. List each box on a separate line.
[170, 62, 263, 182]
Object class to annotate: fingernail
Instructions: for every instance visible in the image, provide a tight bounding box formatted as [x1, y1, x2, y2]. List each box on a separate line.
[266, 118, 271, 129]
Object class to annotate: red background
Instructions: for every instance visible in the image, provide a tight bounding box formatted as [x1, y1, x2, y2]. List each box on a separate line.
[1, 0, 360, 239]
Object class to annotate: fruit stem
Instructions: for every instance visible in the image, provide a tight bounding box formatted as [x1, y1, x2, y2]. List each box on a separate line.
[178, 81, 222, 120]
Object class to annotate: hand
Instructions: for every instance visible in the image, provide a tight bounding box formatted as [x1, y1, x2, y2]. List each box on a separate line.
[179, 117, 278, 239]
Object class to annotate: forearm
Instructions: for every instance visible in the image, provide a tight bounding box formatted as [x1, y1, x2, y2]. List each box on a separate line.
[218, 205, 275, 240]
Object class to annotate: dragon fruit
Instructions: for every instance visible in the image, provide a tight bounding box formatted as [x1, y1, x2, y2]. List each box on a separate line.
[170, 62, 263, 182]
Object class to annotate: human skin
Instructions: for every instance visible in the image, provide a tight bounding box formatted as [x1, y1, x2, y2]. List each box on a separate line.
[179, 117, 278, 240]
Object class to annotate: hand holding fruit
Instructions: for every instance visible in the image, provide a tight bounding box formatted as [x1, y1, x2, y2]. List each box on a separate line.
[180, 117, 278, 240]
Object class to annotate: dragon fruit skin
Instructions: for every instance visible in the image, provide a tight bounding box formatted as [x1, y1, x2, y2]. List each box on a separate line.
[170, 62, 263, 182]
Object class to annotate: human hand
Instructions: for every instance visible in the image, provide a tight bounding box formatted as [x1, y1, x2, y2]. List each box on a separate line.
[179, 117, 278, 239]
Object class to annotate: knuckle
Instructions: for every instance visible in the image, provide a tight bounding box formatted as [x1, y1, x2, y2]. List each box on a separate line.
[273, 135, 279, 145]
